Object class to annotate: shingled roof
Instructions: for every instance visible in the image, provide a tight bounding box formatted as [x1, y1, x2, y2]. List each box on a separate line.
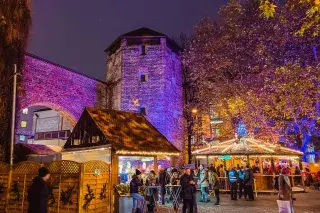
[192, 137, 303, 156]
[64, 107, 180, 156]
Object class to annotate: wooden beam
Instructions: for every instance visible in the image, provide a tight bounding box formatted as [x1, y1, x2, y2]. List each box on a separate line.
[111, 153, 119, 213]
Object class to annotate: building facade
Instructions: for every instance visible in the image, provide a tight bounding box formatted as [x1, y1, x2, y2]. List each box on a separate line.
[105, 28, 184, 155]
[16, 28, 184, 162]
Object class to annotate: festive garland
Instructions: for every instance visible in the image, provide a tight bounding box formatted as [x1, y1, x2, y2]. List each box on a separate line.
[0, 182, 5, 197]
[99, 183, 107, 200]
[83, 184, 95, 211]
[60, 185, 76, 206]
[12, 182, 20, 201]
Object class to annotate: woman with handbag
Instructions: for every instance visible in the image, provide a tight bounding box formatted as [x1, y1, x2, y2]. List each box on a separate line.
[277, 167, 294, 213]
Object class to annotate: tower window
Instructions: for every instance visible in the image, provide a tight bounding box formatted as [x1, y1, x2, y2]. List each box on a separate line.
[139, 74, 148, 82]
[19, 135, 25, 141]
[139, 107, 146, 115]
[21, 121, 27, 128]
[22, 108, 28, 114]
[140, 45, 146, 55]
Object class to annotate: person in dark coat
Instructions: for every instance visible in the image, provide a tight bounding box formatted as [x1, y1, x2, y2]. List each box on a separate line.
[180, 168, 195, 213]
[130, 169, 144, 213]
[158, 167, 170, 205]
[244, 165, 254, 201]
[28, 167, 50, 213]
[228, 167, 239, 200]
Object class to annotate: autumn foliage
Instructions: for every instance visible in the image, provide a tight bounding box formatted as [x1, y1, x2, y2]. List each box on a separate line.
[183, 0, 320, 152]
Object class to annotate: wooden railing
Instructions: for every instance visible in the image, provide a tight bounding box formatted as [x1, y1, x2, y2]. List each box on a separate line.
[210, 174, 305, 195]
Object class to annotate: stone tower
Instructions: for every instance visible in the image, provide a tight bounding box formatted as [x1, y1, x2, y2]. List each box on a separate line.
[105, 28, 184, 161]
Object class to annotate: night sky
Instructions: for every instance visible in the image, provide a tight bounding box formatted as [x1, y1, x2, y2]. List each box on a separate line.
[28, 0, 227, 80]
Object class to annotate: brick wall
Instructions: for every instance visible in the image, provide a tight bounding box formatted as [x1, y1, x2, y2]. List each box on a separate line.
[16, 55, 108, 143]
[107, 37, 184, 164]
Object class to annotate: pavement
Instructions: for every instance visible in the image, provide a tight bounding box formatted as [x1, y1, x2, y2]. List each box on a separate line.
[157, 189, 320, 213]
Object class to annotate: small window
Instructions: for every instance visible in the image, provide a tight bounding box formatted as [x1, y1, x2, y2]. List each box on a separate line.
[139, 74, 148, 82]
[21, 121, 27, 128]
[22, 108, 28, 114]
[139, 107, 146, 115]
[140, 45, 146, 55]
[19, 135, 25, 141]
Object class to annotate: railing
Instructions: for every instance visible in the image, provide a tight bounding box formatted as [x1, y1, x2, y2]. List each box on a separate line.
[34, 130, 71, 140]
[209, 174, 305, 196]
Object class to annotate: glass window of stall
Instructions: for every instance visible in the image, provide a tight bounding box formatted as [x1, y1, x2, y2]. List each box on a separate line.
[118, 156, 155, 184]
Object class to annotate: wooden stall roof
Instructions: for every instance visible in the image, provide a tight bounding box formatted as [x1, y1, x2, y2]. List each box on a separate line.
[192, 137, 303, 156]
[64, 107, 180, 156]
[15, 143, 62, 155]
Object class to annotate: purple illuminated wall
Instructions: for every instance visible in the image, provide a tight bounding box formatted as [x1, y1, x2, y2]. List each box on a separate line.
[18, 55, 107, 126]
[106, 37, 184, 164]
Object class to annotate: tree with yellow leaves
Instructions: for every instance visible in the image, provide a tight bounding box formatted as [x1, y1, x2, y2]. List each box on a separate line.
[183, 0, 320, 158]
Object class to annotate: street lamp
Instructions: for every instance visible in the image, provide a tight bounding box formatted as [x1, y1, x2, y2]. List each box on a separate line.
[10, 64, 18, 166]
[187, 108, 198, 164]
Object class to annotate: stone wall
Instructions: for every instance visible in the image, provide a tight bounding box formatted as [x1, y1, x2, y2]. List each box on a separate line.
[16, 55, 108, 142]
[107, 38, 184, 163]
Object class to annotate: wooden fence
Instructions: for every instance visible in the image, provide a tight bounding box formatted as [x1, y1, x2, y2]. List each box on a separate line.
[0, 160, 111, 213]
[211, 174, 305, 195]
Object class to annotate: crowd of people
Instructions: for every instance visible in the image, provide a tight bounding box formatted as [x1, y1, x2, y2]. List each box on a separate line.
[129, 164, 257, 213]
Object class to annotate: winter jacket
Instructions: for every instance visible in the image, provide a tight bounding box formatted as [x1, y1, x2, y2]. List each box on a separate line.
[130, 175, 143, 193]
[180, 174, 194, 200]
[158, 170, 170, 186]
[228, 169, 238, 183]
[238, 170, 245, 181]
[146, 175, 157, 186]
[208, 172, 220, 190]
[27, 176, 49, 213]
[244, 169, 254, 186]
[199, 169, 209, 187]
[278, 174, 292, 201]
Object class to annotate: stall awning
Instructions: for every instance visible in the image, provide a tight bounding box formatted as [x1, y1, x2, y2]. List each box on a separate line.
[64, 107, 180, 156]
[192, 137, 303, 157]
[16, 143, 62, 155]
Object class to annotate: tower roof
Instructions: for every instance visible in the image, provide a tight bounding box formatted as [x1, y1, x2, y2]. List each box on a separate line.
[121, 27, 166, 37]
[105, 27, 181, 54]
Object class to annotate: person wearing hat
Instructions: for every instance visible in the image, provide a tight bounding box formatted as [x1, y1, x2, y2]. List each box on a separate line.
[130, 169, 144, 213]
[27, 167, 50, 213]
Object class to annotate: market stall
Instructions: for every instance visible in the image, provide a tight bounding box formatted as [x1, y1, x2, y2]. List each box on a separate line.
[63, 107, 180, 212]
[192, 137, 304, 192]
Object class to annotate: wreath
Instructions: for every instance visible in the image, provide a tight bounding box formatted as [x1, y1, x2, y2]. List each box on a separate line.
[83, 184, 95, 211]
[12, 182, 20, 201]
[60, 184, 76, 206]
[0, 182, 5, 197]
[99, 183, 107, 200]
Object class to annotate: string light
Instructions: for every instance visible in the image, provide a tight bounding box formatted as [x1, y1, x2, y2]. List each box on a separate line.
[115, 150, 180, 156]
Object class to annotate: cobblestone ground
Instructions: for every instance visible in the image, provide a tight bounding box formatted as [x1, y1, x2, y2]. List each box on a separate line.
[157, 189, 320, 213]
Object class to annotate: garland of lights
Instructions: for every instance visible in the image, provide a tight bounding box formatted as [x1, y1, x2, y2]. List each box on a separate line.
[115, 150, 180, 156]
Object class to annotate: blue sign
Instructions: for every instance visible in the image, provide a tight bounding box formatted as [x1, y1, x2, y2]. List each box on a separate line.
[218, 155, 231, 160]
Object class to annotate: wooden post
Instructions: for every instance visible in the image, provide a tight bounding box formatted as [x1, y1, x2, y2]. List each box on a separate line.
[246, 155, 250, 166]
[5, 166, 13, 213]
[259, 157, 263, 174]
[78, 163, 84, 213]
[206, 156, 209, 167]
[111, 153, 119, 213]
[154, 155, 158, 174]
[21, 174, 27, 212]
